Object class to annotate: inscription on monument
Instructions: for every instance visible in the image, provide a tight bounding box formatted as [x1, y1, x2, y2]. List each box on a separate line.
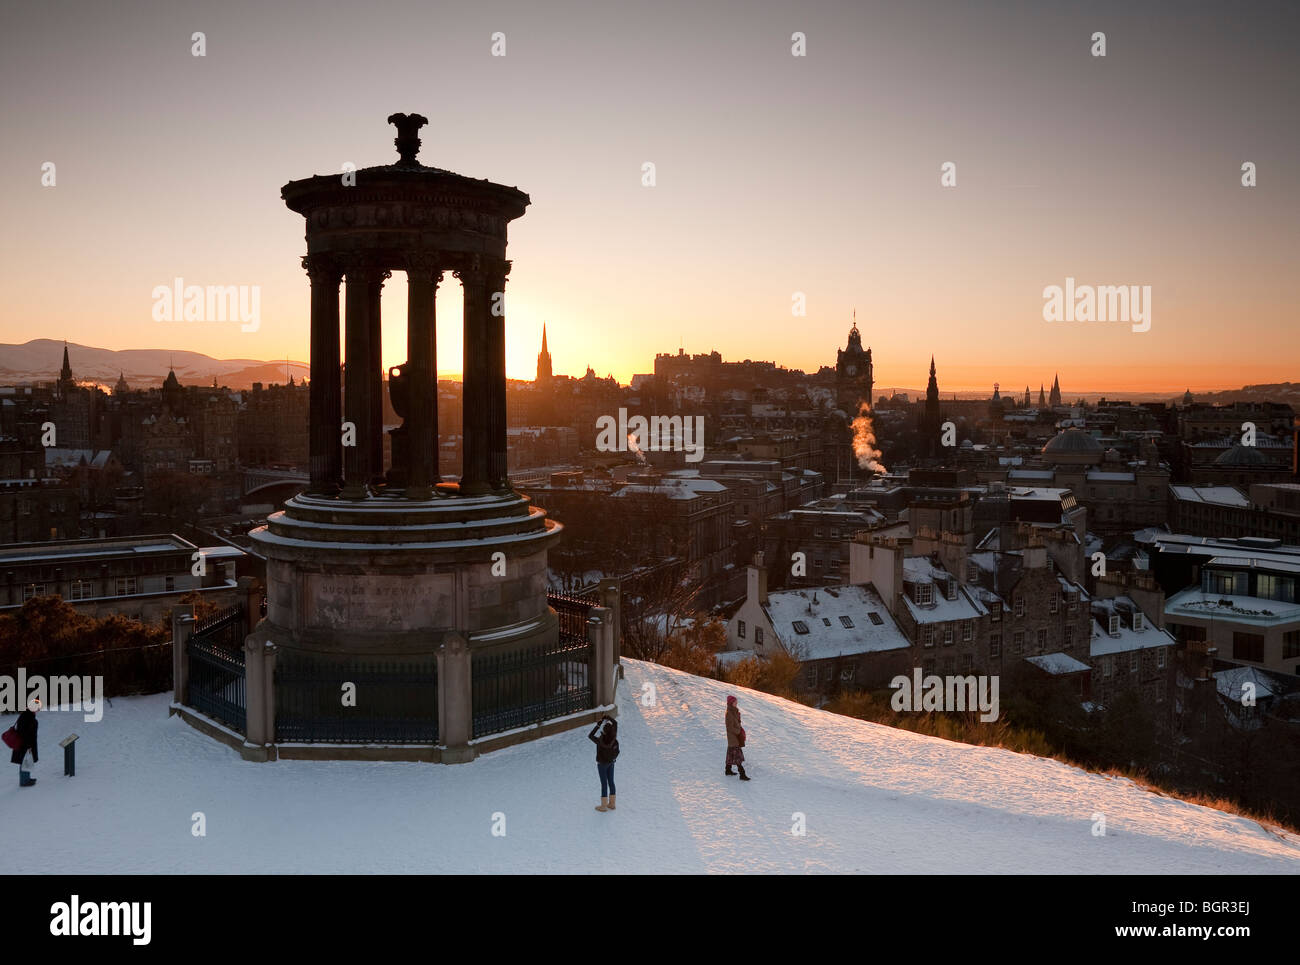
[306, 573, 454, 631]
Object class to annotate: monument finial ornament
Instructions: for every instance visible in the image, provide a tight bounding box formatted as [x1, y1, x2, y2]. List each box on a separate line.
[387, 112, 430, 165]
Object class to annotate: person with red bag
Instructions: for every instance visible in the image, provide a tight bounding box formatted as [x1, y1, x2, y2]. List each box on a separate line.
[724, 695, 750, 781]
[8, 697, 40, 787]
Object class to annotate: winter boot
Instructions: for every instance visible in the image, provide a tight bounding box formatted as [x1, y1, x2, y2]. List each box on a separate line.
[607, 794, 616, 810]
[19, 770, 34, 787]
[595, 796, 609, 812]
[738, 765, 751, 781]
[725, 766, 736, 776]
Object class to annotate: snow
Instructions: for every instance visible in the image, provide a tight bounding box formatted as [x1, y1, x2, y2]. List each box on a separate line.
[1170, 485, 1249, 508]
[1025, 652, 1090, 675]
[4, 662, 1299, 874]
[1215, 666, 1278, 702]
[763, 585, 909, 660]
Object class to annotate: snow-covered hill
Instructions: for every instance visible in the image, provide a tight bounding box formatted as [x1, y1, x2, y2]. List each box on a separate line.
[3, 660, 1297, 874]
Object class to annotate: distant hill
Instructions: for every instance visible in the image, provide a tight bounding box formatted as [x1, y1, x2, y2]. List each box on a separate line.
[0, 339, 308, 391]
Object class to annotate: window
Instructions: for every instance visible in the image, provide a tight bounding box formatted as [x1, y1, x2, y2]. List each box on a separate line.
[116, 577, 138, 596]
[922, 659, 936, 676]
[916, 583, 934, 606]
[963, 622, 973, 642]
[967, 562, 979, 584]
[70, 579, 94, 600]
[1132, 612, 1144, 631]
[1203, 570, 1238, 595]
[1036, 628, 1047, 650]
[1129, 651, 1139, 673]
[868, 612, 883, 626]
[738, 620, 746, 639]
[1284, 630, 1300, 660]
[1103, 656, 1114, 677]
[22, 583, 45, 602]
[822, 617, 831, 626]
[1156, 648, 1166, 669]
[991, 605, 1002, 623]
[1064, 627, 1074, 650]
[961, 654, 973, 672]
[923, 627, 935, 648]
[1049, 595, 1059, 614]
[807, 667, 818, 687]
[1232, 632, 1264, 663]
[1108, 614, 1120, 635]
[840, 616, 854, 629]
[792, 621, 810, 635]
[1014, 599, 1025, 618]
[990, 633, 1002, 658]
[165, 576, 176, 592]
[1257, 573, 1296, 603]
[1013, 631, 1024, 654]
[943, 627, 954, 647]
[1067, 591, 1078, 612]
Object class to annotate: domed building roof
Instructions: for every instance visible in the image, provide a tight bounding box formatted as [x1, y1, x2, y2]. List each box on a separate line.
[1042, 428, 1102, 454]
[1214, 444, 1268, 467]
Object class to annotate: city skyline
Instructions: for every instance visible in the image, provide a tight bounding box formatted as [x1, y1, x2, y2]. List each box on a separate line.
[3, 1, 1296, 392]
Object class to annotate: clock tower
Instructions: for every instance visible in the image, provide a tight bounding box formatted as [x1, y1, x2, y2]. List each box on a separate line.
[835, 318, 874, 413]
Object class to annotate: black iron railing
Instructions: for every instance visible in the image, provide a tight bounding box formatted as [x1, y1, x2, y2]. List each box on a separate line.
[274, 656, 438, 744]
[471, 634, 593, 739]
[549, 591, 597, 640]
[187, 607, 247, 732]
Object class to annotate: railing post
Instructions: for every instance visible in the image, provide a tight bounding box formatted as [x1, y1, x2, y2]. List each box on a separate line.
[438, 633, 474, 763]
[237, 576, 261, 635]
[588, 606, 614, 707]
[171, 611, 194, 710]
[599, 578, 622, 674]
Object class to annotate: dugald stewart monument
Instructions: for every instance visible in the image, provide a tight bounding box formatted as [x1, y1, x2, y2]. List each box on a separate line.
[172, 114, 619, 762]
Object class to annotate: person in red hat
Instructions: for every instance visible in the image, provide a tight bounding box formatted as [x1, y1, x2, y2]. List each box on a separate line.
[725, 695, 750, 781]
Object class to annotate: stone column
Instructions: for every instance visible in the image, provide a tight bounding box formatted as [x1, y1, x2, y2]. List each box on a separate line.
[588, 606, 614, 707]
[437, 632, 474, 763]
[368, 269, 390, 489]
[406, 260, 441, 499]
[341, 264, 386, 499]
[456, 260, 491, 495]
[304, 255, 342, 496]
[171, 611, 194, 709]
[599, 578, 622, 672]
[485, 259, 510, 491]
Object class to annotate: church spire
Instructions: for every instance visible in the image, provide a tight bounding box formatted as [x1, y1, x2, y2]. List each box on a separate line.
[536, 322, 553, 384]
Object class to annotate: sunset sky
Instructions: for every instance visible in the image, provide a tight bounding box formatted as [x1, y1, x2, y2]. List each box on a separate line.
[1, 0, 1296, 393]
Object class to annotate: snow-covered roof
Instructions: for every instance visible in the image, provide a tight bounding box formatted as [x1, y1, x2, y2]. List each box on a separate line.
[762, 584, 909, 660]
[1026, 652, 1090, 675]
[1165, 589, 1300, 627]
[1169, 485, 1249, 508]
[612, 477, 728, 499]
[1089, 597, 1174, 656]
[1214, 666, 1278, 702]
[902, 557, 989, 623]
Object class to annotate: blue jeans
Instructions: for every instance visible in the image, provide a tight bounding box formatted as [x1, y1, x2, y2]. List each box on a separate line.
[597, 761, 616, 797]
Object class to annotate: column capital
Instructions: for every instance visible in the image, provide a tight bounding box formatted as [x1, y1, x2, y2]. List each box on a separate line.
[301, 254, 343, 284]
[341, 254, 392, 287]
[404, 253, 444, 286]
